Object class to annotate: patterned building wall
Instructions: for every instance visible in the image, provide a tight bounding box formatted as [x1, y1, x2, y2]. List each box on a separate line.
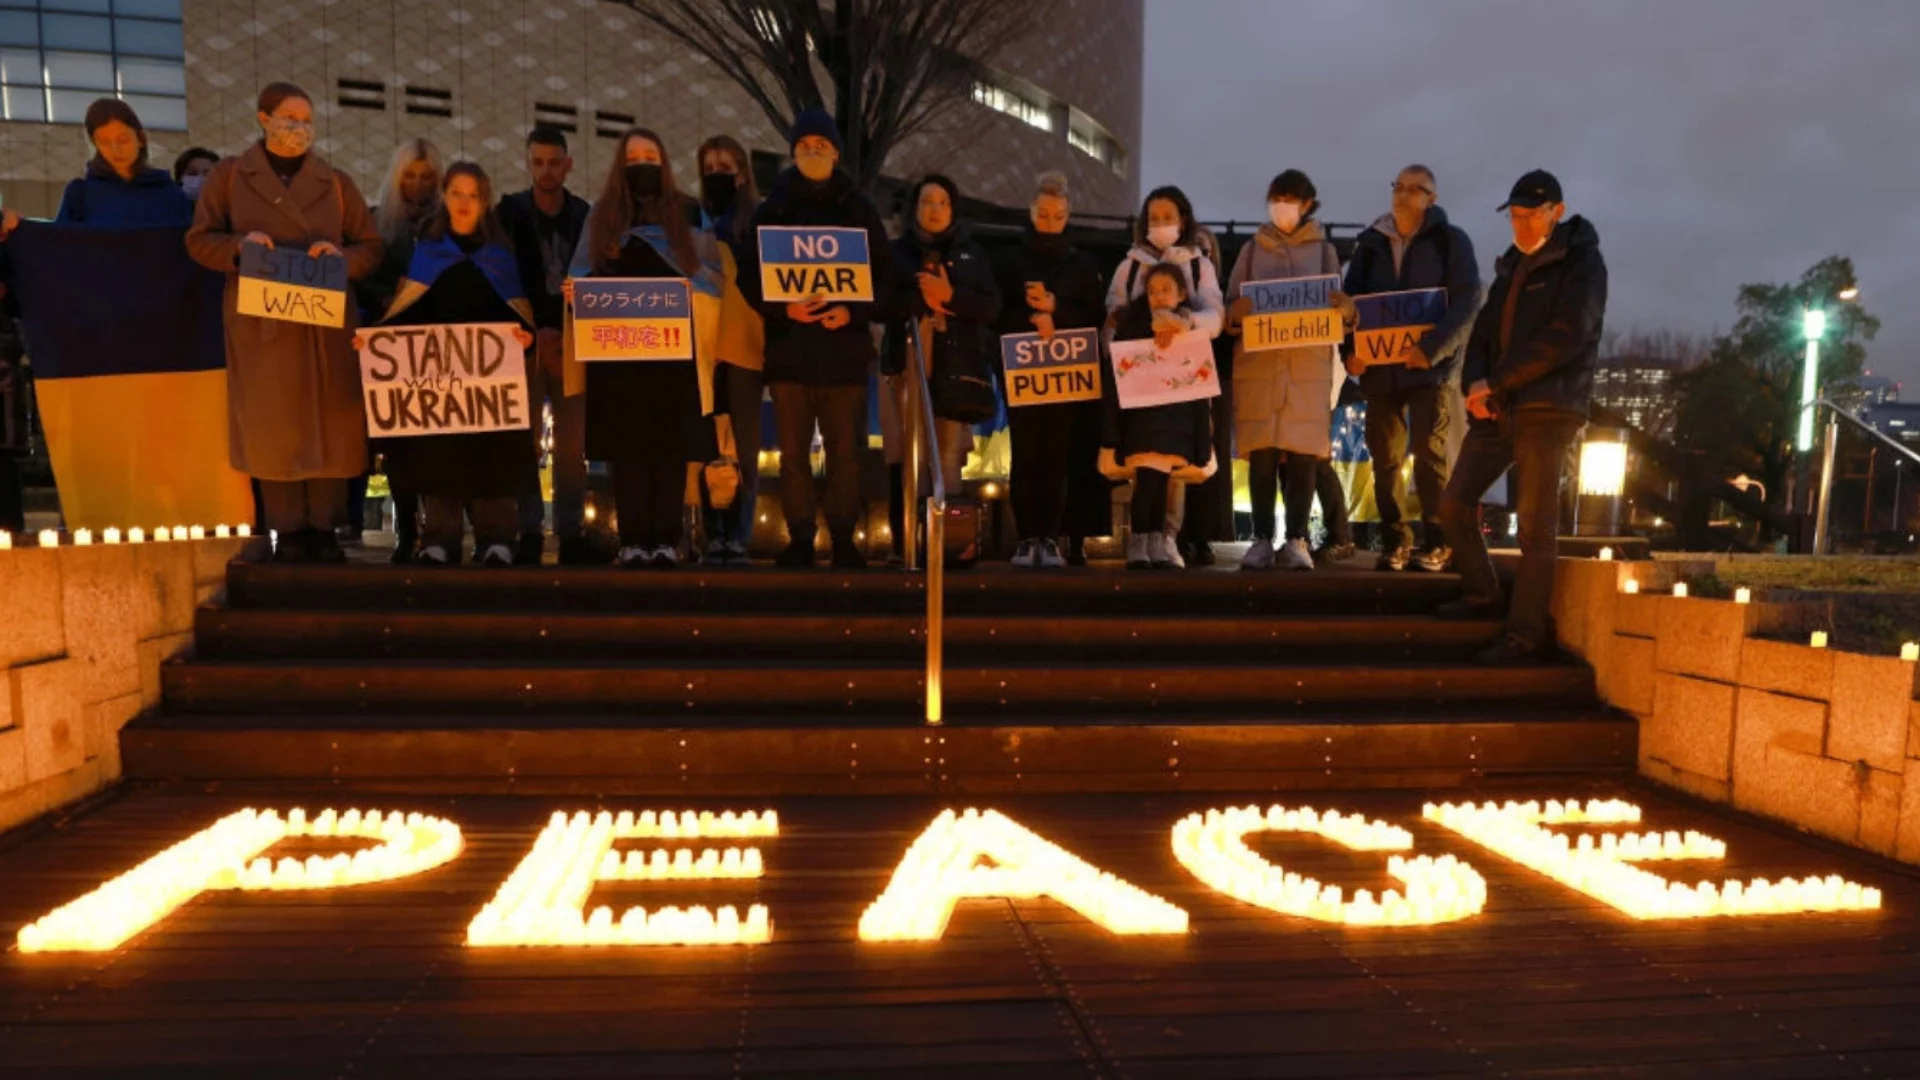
[0, 0, 1140, 219]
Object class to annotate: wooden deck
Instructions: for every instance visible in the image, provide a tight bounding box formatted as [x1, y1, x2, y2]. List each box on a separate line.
[3, 780, 1917, 1078]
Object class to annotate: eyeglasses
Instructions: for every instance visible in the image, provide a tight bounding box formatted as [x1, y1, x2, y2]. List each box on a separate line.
[1391, 183, 1434, 197]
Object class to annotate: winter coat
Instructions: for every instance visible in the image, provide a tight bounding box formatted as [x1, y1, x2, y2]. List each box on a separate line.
[1463, 216, 1607, 417]
[994, 229, 1108, 338]
[1100, 297, 1213, 469]
[1106, 241, 1224, 337]
[737, 167, 893, 387]
[879, 223, 1001, 385]
[55, 160, 194, 229]
[1342, 205, 1482, 396]
[1226, 221, 1342, 458]
[497, 187, 591, 331]
[185, 142, 383, 480]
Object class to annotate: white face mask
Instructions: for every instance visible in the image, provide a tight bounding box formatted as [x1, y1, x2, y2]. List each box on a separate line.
[1514, 231, 1551, 256]
[181, 175, 205, 200]
[1146, 224, 1180, 250]
[1268, 201, 1302, 232]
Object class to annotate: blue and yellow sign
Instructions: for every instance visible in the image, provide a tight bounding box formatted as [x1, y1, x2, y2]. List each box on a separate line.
[1354, 288, 1448, 366]
[999, 328, 1101, 407]
[572, 278, 694, 361]
[237, 243, 349, 328]
[757, 226, 873, 303]
[1241, 273, 1342, 350]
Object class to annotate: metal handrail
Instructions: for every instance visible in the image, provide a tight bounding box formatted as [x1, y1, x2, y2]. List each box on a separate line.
[1811, 397, 1920, 555]
[902, 319, 947, 726]
[1817, 398, 1920, 466]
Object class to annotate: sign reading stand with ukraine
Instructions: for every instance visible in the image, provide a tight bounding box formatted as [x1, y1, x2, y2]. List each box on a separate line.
[757, 226, 874, 303]
[1354, 288, 1448, 367]
[237, 243, 349, 328]
[572, 278, 694, 361]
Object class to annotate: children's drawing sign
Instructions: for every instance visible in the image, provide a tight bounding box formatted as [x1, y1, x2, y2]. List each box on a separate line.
[999, 328, 1102, 406]
[1241, 273, 1342, 350]
[1354, 288, 1448, 366]
[757, 226, 873, 303]
[1110, 329, 1219, 410]
[237, 243, 348, 328]
[359, 322, 530, 437]
[572, 278, 693, 361]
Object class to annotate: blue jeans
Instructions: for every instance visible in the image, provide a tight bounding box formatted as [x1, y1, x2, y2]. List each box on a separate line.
[1440, 409, 1584, 647]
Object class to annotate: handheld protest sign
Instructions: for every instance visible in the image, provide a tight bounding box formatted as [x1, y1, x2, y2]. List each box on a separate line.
[757, 226, 873, 303]
[1240, 273, 1342, 350]
[572, 278, 694, 361]
[1110, 329, 1219, 410]
[237, 243, 349, 328]
[1354, 288, 1447, 366]
[1000, 328, 1102, 406]
[359, 322, 531, 437]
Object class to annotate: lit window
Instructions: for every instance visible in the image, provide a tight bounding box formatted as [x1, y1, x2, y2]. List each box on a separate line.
[972, 79, 1051, 133]
[1067, 105, 1126, 178]
[0, 0, 186, 128]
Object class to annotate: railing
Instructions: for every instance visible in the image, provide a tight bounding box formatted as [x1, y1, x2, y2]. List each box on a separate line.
[1812, 397, 1920, 556]
[901, 319, 947, 726]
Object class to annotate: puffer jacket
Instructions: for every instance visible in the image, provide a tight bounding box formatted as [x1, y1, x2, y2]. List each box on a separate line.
[1463, 215, 1607, 417]
[1106, 241, 1224, 337]
[1226, 221, 1342, 457]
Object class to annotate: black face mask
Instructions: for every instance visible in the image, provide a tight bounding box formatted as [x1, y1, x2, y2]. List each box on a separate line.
[700, 173, 738, 215]
[1028, 228, 1069, 257]
[625, 163, 663, 199]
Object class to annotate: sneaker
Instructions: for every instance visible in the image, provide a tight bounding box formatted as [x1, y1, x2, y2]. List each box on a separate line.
[1313, 540, 1357, 565]
[1186, 540, 1215, 567]
[1377, 544, 1412, 572]
[1010, 539, 1039, 568]
[335, 525, 364, 548]
[515, 532, 545, 566]
[1149, 532, 1179, 570]
[1475, 633, 1544, 666]
[481, 543, 515, 568]
[1240, 537, 1275, 571]
[705, 537, 731, 565]
[830, 537, 866, 570]
[775, 538, 815, 568]
[558, 535, 606, 566]
[725, 538, 751, 564]
[617, 545, 651, 569]
[310, 530, 347, 564]
[649, 544, 680, 569]
[1412, 544, 1453, 573]
[271, 529, 312, 564]
[1276, 537, 1314, 571]
[1037, 538, 1066, 569]
[1435, 597, 1504, 621]
[416, 544, 451, 567]
[1126, 532, 1151, 570]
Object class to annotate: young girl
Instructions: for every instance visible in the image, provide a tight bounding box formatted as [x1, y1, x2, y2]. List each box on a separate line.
[1226, 169, 1356, 572]
[362, 162, 536, 567]
[1101, 263, 1216, 570]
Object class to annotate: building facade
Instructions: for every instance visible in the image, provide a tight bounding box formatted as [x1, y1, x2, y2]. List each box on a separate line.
[1593, 354, 1691, 441]
[0, 0, 1141, 220]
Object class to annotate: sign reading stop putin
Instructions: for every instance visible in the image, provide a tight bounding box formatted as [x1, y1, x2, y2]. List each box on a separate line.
[1000, 328, 1102, 406]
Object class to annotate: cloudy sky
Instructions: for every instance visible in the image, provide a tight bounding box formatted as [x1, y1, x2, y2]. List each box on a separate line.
[1141, 0, 1920, 385]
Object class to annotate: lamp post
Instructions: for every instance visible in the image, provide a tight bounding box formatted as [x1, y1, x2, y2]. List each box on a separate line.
[1798, 308, 1826, 454]
[1573, 429, 1628, 537]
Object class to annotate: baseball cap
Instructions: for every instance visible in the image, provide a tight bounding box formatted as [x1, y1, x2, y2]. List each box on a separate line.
[1497, 169, 1563, 212]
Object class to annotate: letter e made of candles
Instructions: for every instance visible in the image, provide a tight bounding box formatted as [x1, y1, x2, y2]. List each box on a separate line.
[237, 242, 349, 328]
[1240, 273, 1343, 350]
[359, 323, 530, 437]
[1000, 327, 1102, 406]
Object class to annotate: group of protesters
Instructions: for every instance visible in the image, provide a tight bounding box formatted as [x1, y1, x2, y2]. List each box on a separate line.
[0, 83, 1607, 664]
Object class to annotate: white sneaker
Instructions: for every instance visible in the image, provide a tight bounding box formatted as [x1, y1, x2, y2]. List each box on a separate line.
[416, 544, 450, 566]
[1277, 537, 1314, 571]
[1149, 531, 1177, 570]
[618, 545, 650, 569]
[1037, 538, 1066, 568]
[650, 544, 680, 568]
[1240, 537, 1275, 571]
[480, 543, 514, 568]
[1010, 539, 1039, 568]
[1126, 532, 1151, 569]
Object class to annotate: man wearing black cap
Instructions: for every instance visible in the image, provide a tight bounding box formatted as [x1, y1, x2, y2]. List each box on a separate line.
[1436, 169, 1607, 665]
[738, 108, 894, 568]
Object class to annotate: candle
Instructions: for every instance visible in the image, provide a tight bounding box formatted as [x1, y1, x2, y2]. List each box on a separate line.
[0, 530, 12, 549]
[154, 526, 170, 542]
[103, 527, 122, 545]
[73, 528, 93, 546]
[237, 524, 252, 538]
[189, 525, 206, 540]
[1598, 546, 1613, 561]
[215, 524, 232, 538]
[37, 529, 58, 548]
[1734, 587, 1751, 604]
[1622, 578, 1640, 595]
[128, 527, 146, 544]
[1903, 642, 1919, 662]
[1810, 631, 1829, 649]
[1672, 582, 1688, 598]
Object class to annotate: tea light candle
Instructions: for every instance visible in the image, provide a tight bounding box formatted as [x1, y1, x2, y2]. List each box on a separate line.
[0, 530, 10, 550]
[1902, 642, 1919, 663]
[1734, 587, 1751, 604]
[188, 525, 206, 540]
[1672, 582, 1688, 598]
[103, 527, 122, 544]
[215, 524, 232, 538]
[1810, 631, 1829, 649]
[1622, 578, 1640, 595]
[37, 529, 58, 548]
[237, 524, 252, 538]
[1598, 546, 1613, 561]
[172, 525, 188, 542]
[128, 527, 146, 544]
[73, 528, 93, 546]
[153, 526, 171, 541]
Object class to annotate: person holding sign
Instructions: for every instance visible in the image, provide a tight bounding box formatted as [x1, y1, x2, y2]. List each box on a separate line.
[1437, 170, 1607, 665]
[1344, 164, 1483, 573]
[562, 128, 722, 570]
[1224, 170, 1356, 572]
[993, 172, 1110, 568]
[186, 82, 383, 565]
[1100, 264, 1216, 571]
[358, 163, 536, 568]
[736, 109, 892, 569]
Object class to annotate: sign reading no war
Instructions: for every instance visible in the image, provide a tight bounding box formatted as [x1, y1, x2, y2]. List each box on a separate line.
[757, 226, 873, 303]
[237, 243, 349, 328]
[572, 278, 693, 361]
[999, 328, 1102, 406]
[1241, 273, 1342, 350]
[358, 322, 529, 437]
[1354, 288, 1448, 366]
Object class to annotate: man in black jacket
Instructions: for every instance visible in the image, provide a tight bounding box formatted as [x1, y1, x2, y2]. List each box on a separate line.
[497, 126, 593, 563]
[737, 109, 893, 569]
[1437, 170, 1607, 665]
[1343, 164, 1480, 572]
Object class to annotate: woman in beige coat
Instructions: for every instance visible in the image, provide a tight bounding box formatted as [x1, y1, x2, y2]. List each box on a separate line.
[186, 82, 382, 564]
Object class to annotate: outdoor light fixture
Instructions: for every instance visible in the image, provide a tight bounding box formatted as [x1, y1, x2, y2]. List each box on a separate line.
[1799, 308, 1827, 452]
[1575, 430, 1629, 537]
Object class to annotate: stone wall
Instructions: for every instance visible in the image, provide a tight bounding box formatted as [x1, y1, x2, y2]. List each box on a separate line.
[1555, 557, 1920, 864]
[0, 537, 248, 834]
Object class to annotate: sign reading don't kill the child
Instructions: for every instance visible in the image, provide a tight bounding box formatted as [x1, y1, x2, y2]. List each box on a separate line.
[237, 242, 349, 328]
[1000, 328, 1102, 406]
[358, 322, 529, 437]
[572, 278, 693, 361]
[757, 226, 873, 303]
[1241, 273, 1342, 350]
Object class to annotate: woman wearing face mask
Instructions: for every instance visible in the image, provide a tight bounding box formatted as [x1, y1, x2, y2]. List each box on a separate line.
[357, 163, 537, 568]
[1225, 169, 1357, 573]
[173, 147, 220, 203]
[45, 99, 194, 228]
[185, 81, 384, 565]
[1105, 186, 1224, 569]
[560, 128, 722, 569]
[993, 171, 1109, 568]
[695, 134, 766, 565]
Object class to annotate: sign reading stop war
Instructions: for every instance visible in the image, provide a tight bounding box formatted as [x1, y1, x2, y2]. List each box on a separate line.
[1241, 273, 1342, 350]
[359, 322, 530, 438]
[1354, 288, 1448, 366]
[999, 328, 1102, 406]
[237, 242, 349, 328]
[572, 278, 693, 361]
[757, 226, 874, 303]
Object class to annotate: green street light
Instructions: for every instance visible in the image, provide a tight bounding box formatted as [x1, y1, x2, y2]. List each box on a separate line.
[1798, 308, 1827, 452]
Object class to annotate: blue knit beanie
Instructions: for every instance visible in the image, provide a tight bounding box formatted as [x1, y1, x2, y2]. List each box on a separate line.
[788, 107, 842, 152]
